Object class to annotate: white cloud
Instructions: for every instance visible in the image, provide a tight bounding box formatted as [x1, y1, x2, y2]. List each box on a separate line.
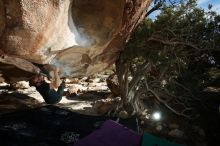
[213, 4, 220, 13]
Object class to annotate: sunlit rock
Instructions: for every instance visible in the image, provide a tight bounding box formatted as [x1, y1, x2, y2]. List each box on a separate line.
[11, 81, 30, 90]
[0, 0, 153, 82]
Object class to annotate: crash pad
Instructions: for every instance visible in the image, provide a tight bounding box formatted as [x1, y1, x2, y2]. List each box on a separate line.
[0, 105, 139, 146]
[74, 120, 141, 146]
[141, 133, 186, 146]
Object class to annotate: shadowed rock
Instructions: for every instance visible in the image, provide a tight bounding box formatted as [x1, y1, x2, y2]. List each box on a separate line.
[0, 0, 153, 82]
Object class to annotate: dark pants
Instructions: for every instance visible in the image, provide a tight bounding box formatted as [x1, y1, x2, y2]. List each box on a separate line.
[45, 82, 65, 104]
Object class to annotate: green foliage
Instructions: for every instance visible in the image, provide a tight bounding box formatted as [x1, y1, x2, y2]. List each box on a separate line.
[119, 0, 220, 117]
[125, 0, 219, 90]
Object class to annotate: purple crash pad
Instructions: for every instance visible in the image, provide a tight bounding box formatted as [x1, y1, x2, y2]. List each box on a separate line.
[73, 120, 141, 146]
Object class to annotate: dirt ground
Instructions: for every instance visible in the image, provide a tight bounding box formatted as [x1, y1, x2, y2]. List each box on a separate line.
[0, 73, 113, 116]
[0, 73, 219, 146]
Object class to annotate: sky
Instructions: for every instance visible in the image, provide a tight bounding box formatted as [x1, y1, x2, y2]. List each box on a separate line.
[149, 0, 220, 19]
[198, 0, 220, 12]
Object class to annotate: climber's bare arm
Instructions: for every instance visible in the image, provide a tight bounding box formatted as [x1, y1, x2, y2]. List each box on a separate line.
[45, 65, 61, 89]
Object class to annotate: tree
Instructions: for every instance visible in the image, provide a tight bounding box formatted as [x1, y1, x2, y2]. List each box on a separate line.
[114, 0, 220, 118]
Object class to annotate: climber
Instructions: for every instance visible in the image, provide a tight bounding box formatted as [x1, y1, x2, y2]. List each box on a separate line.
[29, 65, 65, 104]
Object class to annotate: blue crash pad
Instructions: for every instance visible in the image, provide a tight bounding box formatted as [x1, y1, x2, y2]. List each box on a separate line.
[142, 133, 186, 146]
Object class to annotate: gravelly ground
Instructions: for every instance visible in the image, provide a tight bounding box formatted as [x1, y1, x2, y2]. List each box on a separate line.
[0, 73, 113, 116]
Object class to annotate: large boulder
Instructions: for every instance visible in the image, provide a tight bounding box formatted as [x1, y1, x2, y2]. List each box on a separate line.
[0, 0, 153, 82]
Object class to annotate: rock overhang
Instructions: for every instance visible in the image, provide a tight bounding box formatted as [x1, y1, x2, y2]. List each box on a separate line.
[0, 0, 153, 82]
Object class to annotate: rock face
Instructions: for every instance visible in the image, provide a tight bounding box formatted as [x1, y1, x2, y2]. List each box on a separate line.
[0, 0, 153, 82]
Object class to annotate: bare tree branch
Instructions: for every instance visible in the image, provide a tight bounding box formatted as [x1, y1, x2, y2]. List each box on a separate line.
[148, 37, 200, 51]
[144, 77, 192, 119]
[146, 0, 164, 17]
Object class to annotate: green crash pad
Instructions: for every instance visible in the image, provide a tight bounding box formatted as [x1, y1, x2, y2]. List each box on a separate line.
[141, 133, 186, 146]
